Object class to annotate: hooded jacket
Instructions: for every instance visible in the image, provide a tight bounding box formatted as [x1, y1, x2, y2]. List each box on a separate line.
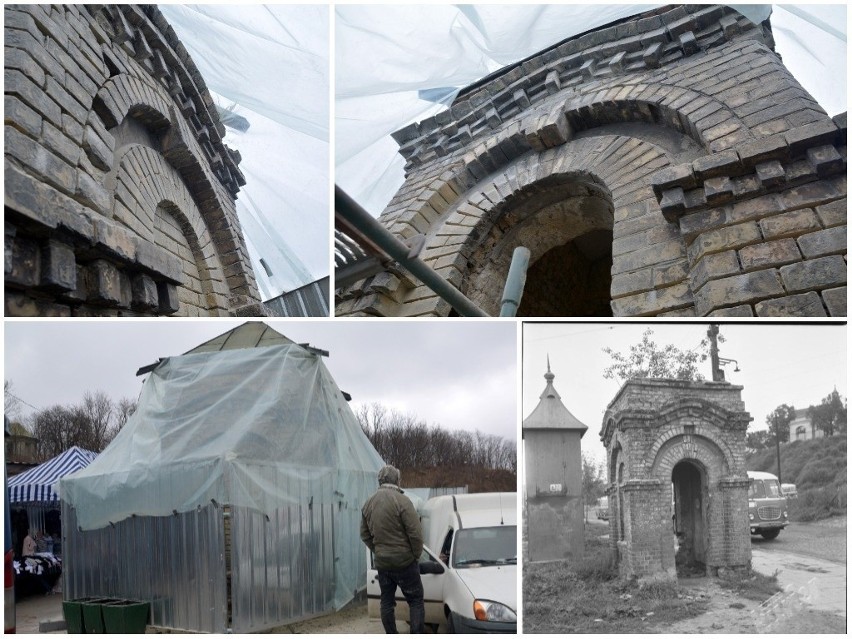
[360, 484, 424, 570]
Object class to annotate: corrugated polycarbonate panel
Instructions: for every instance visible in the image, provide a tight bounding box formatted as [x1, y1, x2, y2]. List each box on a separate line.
[230, 476, 337, 632]
[264, 279, 330, 317]
[62, 503, 227, 633]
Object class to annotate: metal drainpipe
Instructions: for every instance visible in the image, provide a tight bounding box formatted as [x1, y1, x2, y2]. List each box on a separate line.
[499, 247, 531, 317]
[335, 187, 489, 317]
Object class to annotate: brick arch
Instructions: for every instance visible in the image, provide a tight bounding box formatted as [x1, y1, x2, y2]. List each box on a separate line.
[645, 397, 743, 474]
[113, 145, 231, 316]
[83, 72, 255, 309]
[565, 82, 755, 153]
[434, 134, 686, 316]
[649, 434, 729, 483]
[607, 429, 622, 486]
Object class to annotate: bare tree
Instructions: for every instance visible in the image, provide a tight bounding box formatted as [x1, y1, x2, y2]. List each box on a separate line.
[353, 402, 517, 473]
[5, 380, 23, 421]
[28, 391, 132, 460]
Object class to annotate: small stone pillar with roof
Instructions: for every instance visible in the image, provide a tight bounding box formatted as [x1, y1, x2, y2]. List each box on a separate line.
[523, 358, 588, 562]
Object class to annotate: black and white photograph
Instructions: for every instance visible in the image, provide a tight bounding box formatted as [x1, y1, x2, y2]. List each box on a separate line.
[522, 321, 846, 634]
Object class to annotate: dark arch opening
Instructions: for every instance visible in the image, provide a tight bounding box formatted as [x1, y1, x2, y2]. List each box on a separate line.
[672, 460, 707, 575]
[518, 226, 613, 316]
[463, 173, 614, 316]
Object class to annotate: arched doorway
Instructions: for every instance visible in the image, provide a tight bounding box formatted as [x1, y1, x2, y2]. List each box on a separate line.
[463, 175, 614, 316]
[672, 460, 708, 573]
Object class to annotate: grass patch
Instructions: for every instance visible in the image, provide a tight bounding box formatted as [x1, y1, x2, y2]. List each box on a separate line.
[717, 569, 782, 602]
[523, 527, 708, 633]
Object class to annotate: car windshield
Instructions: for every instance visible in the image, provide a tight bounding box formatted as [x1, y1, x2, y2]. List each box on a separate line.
[749, 479, 782, 499]
[452, 526, 516, 568]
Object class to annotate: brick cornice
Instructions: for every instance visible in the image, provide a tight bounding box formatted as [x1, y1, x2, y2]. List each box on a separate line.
[392, 5, 771, 165]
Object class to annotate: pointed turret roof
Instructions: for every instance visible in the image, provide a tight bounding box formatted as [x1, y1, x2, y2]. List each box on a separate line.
[186, 321, 295, 353]
[523, 358, 588, 435]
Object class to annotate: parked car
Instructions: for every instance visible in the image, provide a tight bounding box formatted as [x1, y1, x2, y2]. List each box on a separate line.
[596, 496, 609, 521]
[781, 483, 798, 500]
[367, 492, 517, 633]
[747, 470, 788, 540]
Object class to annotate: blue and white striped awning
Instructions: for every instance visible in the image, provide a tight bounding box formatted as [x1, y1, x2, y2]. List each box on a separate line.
[7, 446, 97, 503]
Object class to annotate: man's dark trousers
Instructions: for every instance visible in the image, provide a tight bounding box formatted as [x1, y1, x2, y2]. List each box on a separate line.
[377, 560, 425, 633]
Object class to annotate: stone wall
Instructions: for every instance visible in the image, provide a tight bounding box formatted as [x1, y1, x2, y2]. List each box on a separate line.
[601, 378, 752, 579]
[5, 4, 263, 316]
[337, 5, 846, 317]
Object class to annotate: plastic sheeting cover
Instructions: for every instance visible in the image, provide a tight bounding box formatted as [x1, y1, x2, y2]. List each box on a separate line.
[61, 343, 384, 532]
[160, 5, 329, 298]
[336, 4, 847, 216]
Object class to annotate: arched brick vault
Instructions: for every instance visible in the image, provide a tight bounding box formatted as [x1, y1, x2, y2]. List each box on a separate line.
[337, 6, 847, 317]
[602, 378, 753, 577]
[4, 5, 261, 317]
[84, 72, 251, 316]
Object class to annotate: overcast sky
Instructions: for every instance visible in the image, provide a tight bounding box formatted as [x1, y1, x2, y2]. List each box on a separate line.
[4, 320, 518, 443]
[522, 322, 847, 466]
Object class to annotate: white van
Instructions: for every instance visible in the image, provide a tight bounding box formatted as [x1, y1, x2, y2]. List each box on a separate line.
[367, 492, 517, 633]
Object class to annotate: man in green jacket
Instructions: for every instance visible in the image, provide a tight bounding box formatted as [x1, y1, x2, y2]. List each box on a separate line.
[361, 465, 424, 633]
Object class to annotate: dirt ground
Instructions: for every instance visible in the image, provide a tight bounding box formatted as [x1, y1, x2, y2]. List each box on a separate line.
[664, 576, 846, 634]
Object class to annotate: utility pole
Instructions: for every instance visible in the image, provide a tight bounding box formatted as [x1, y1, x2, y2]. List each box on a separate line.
[708, 324, 724, 381]
[774, 413, 783, 483]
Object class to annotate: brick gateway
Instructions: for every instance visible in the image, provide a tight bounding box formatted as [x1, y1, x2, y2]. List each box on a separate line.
[602, 378, 752, 579]
[5, 5, 263, 316]
[337, 5, 846, 317]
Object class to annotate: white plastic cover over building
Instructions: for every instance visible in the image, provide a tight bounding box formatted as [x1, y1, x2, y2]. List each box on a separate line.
[160, 5, 329, 300]
[61, 342, 383, 533]
[336, 4, 847, 215]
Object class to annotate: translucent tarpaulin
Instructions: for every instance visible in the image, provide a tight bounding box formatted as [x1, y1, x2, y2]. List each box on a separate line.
[336, 4, 847, 216]
[61, 342, 384, 609]
[160, 5, 329, 299]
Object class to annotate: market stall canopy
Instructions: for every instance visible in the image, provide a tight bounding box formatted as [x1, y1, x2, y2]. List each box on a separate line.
[8, 446, 97, 503]
[61, 338, 384, 532]
[160, 5, 329, 299]
[336, 4, 847, 215]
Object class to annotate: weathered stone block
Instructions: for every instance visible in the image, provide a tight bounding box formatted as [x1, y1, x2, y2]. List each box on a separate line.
[754, 292, 826, 317]
[703, 176, 734, 205]
[797, 226, 847, 259]
[758, 209, 819, 240]
[157, 281, 180, 314]
[754, 160, 785, 188]
[806, 144, 844, 177]
[738, 238, 800, 271]
[694, 269, 784, 315]
[687, 222, 761, 265]
[689, 250, 740, 290]
[779, 255, 846, 293]
[814, 198, 846, 228]
[5, 235, 40, 288]
[130, 272, 159, 311]
[821, 286, 847, 317]
[5, 291, 71, 317]
[85, 259, 123, 305]
[691, 150, 741, 179]
[40, 239, 77, 292]
[708, 304, 753, 317]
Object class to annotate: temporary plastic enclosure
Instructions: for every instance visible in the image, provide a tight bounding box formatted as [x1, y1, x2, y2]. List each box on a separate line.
[59, 323, 384, 633]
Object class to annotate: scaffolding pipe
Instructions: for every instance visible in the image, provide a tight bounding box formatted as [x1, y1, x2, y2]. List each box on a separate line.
[499, 247, 531, 317]
[335, 186, 489, 317]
